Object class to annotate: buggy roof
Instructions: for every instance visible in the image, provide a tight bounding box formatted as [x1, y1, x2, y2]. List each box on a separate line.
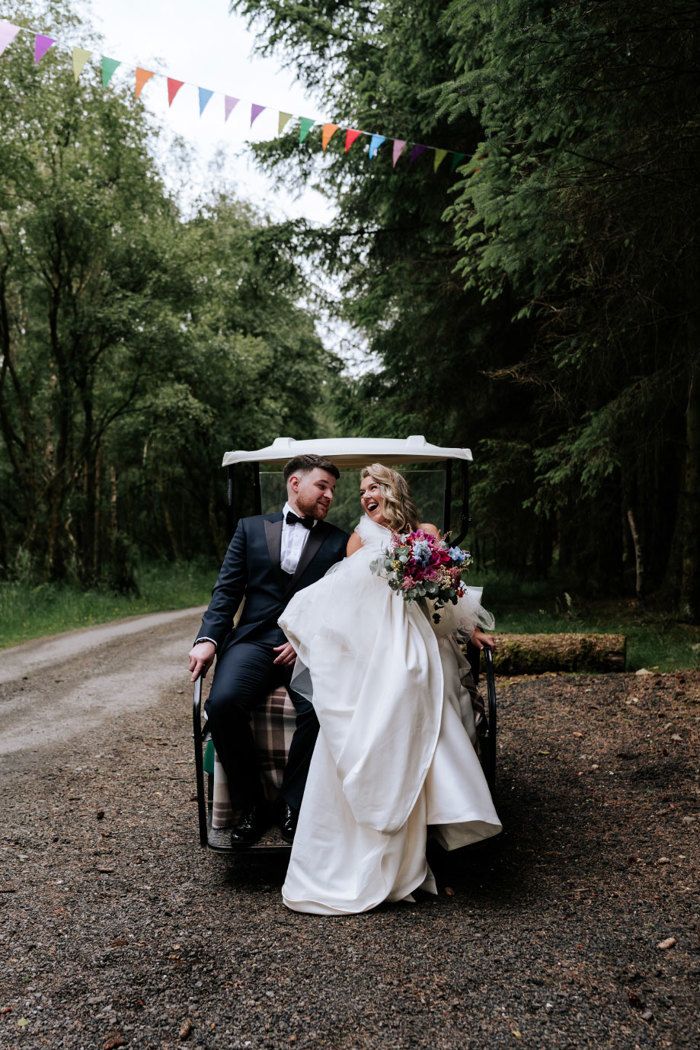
[221, 436, 472, 469]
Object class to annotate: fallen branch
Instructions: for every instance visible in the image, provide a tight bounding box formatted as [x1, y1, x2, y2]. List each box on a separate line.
[488, 633, 627, 674]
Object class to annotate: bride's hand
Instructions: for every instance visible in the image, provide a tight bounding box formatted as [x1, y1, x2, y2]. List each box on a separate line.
[470, 628, 495, 650]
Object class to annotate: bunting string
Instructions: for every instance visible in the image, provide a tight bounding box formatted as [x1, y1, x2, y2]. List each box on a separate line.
[0, 19, 476, 176]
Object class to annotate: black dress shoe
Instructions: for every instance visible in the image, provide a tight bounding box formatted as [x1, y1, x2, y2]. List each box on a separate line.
[279, 803, 299, 844]
[230, 803, 270, 847]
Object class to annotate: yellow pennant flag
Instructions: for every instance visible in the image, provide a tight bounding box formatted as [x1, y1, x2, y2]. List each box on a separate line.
[278, 112, 293, 134]
[322, 123, 339, 151]
[72, 47, 91, 82]
[434, 149, 448, 173]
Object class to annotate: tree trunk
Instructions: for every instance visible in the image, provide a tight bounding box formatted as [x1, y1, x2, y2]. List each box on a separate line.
[679, 359, 700, 621]
[626, 507, 644, 600]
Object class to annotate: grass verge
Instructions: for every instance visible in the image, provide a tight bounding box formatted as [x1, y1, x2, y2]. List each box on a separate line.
[475, 571, 699, 673]
[2, 564, 698, 671]
[1, 559, 217, 649]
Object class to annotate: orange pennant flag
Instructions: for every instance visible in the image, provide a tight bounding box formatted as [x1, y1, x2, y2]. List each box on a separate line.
[322, 124, 339, 150]
[345, 129, 363, 152]
[135, 67, 154, 99]
[167, 79, 185, 106]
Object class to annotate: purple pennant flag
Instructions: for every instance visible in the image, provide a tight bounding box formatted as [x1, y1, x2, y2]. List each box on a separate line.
[224, 96, 239, 121]
[34, 34, 55, 63]
[409, 145, 427, 165]
[250, 103, 265, 127]
[0, 21, 20, 56]
[392, 140, 407, 167]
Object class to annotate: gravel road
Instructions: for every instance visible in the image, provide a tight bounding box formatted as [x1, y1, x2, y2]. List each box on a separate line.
[0, 614, 697, 1050]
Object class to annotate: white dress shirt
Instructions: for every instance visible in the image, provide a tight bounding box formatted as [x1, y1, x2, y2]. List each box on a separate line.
[280, 501, 316, 575]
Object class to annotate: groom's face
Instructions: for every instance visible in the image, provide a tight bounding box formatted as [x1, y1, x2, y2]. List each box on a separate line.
[289, 468, 337, 520]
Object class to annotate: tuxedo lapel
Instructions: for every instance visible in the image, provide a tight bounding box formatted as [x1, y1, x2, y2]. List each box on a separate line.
[285, 522, 326, 595]
[263, 515, 285, 587]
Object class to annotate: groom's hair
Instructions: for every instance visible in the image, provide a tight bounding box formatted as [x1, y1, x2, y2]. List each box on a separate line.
[284, 454, 340, 481]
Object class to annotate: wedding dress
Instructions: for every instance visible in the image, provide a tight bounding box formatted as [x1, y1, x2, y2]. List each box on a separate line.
[278, 514, 501, 915]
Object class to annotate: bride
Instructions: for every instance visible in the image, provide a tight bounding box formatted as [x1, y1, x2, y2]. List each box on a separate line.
[278, 463, 501, 915]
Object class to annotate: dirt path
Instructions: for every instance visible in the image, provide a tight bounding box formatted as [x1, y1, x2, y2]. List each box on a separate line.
[0, 620, 697, 1049]
[0, 608, 206, 767]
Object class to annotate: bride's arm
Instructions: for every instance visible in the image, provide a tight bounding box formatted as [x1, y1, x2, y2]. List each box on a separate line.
[346, 531, 363, 556]
[419, 522, 440, 538]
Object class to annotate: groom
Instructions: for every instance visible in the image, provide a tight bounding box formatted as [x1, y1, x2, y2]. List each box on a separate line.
[188, 454, 348, 846]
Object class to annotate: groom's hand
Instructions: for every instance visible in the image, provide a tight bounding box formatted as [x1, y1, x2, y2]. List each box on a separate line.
[189, 640, 216, 681]
[273, 641, 297, 667]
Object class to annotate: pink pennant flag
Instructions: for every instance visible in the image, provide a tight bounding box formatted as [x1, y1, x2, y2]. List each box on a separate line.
[250, 104, 265, 126]
[167, 79, 184, 106]
[0, 21, 20, 57]
[135, 68, 154, 99]
[34, 34, 55, 63]
[409, 145, 426, 165]
[224, 96, 239, 121]
[345, 129, 363, 152]
[392, 140, 407, 167]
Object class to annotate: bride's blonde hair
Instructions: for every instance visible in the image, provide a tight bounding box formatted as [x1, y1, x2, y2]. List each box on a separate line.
[361, 463, 420, 534]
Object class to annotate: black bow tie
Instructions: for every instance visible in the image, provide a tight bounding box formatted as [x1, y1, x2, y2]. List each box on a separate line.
[285, 510, 315, 529]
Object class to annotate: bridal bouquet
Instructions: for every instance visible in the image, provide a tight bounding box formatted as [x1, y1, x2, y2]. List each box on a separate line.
[371, 529, 472, 624]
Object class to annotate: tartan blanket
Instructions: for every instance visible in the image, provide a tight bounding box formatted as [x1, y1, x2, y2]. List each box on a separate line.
[210, 686, 297, 830]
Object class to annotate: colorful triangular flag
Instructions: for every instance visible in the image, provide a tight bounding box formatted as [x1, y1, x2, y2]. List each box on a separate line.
[167, 79, 184, 106]
[322, 124, 339, 150]
[409, 145, 426, 165]
[135, 68, 154, 99]
[392, 140, 407, 167]
[101, 57, 121, 88]
[368, 134, 386, 160]
[434, 148, 448, 173]
[250, 104, 265, 126]
[299, 117, 315, 143]
[34, 35, 55, 64]
[450, 152, 466, 173]
[72, 47, 91, 82]
[224, 96, 239, 121]
[198, 87, 214, 115]
[0, 21, 19, 57]
[345, 129, 363, 152]
[278, 111, 293, 134]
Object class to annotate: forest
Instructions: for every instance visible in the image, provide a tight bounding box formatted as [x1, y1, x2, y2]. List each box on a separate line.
[0, 0, 698, 622]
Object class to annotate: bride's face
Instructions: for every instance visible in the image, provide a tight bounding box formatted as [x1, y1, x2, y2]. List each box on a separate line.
[360, 476, 389, 526]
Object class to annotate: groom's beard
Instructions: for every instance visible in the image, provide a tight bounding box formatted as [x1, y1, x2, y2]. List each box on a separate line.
[296, 496, 330, 520]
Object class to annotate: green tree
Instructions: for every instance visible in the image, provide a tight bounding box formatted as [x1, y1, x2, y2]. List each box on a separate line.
[0, 3, 339, 585]
[440, 0, 699, 613]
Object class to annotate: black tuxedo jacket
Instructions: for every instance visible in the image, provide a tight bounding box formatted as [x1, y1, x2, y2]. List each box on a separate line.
[196, 511, 348, 653]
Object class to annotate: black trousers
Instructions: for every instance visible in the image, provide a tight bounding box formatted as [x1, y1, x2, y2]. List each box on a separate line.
[204, 637, 318, 811]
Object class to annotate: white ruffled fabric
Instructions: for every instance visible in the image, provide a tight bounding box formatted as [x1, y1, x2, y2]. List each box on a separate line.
[278, 515, 501, 915]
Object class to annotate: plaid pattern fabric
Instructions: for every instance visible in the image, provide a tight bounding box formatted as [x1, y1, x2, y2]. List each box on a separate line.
[210, 686, 297, 830]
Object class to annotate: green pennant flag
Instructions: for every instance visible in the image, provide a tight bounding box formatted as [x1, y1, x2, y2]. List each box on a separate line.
[299, 117, 315, 143]
[450, 152, 467, 173]
[101, 57, 121, 88]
